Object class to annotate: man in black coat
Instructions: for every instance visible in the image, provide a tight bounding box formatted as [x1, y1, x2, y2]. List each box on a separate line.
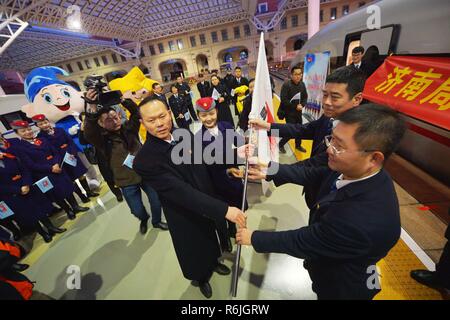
[239, 104, 407, 300]
[175, 75, 198, 121]
[223, 69, 235, 95]
[349, 46, 378, 78]
[168, 85, 192, 131]
[250, 67, 366, 209]
[278, 65, 308, 153]
[197, 73, 211, 98]
[231, 67, 249, 114]
[151, 83, 169, 107]
[134, 97, 247, 299]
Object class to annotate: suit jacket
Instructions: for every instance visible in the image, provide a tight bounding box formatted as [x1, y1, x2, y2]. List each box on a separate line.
[232, 76, 249, 89]
[153, 93, 169, 107]
[197, 81, 211, 98]
[175, 82, 191, 96]
[350, 61, 377, 78]
[133, 131, 229, 282]
[272, 115, 332, 208]
[279, 80, 308, 121]
[256, 167, 401, 300]
[223, 74, 235, 93]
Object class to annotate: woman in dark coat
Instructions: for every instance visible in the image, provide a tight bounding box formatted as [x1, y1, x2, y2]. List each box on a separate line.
[209, 75, 234, 126]
[8, 121, 89, 220]
[0, 135, 65, 242]
[33, 114, 99, 203]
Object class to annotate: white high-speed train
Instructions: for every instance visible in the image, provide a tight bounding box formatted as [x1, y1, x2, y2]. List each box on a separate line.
[291, 0, 450, 185]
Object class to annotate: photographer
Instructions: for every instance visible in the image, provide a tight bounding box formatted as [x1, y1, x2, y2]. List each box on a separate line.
[83, 88, 168, 234]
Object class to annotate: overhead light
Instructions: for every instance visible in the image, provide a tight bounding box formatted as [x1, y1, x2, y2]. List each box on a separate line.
[66, 5, 82, 30]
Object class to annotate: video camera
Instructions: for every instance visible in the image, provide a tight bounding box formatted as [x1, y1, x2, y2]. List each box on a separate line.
[83, 74, 122, 108]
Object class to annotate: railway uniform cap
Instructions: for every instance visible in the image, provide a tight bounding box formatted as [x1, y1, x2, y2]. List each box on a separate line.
[31, 114, 47, 123]
[195, 97, 216, 112]
[11, 120, 30, 130]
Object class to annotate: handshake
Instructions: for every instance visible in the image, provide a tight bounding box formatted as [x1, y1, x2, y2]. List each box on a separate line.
[225, 206, 247, 228]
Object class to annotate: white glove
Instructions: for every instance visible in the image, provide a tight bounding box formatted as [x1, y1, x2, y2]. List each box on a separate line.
[68, 124, 79, 135]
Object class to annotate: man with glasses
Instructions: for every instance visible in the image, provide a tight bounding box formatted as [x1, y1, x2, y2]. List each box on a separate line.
[250, 66, 366, 209]
[239, 104, 406, 300]
[83, 89, 168, 234]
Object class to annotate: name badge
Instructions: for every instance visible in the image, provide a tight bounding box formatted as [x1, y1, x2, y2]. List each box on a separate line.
[123, 154, 135, 169]
[0, 201, 14, 219]
[184, 112, 191, 122]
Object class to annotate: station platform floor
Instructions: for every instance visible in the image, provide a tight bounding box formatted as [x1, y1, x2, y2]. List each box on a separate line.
[18, 79, 448, 300]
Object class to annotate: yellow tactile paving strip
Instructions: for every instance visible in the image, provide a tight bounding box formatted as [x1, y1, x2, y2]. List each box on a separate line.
[272, 96, 443, 300]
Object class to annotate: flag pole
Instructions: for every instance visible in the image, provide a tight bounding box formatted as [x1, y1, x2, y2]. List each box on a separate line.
[231, 127, 254, 297]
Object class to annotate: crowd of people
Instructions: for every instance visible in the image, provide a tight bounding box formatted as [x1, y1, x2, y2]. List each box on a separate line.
[1, 53, 448, 300]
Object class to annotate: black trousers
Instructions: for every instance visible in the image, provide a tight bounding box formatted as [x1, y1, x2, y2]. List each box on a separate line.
[279, 114, 303, 149]
[186, 100, 198, 121]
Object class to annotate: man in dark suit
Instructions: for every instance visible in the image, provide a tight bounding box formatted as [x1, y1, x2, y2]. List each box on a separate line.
[175, 75, 198, 121]
[250, 67, 366, 209]
[239, 104, 407, 300]
[350, 46, 375, 77]
[278, 65, 308, 153]
[231, 67, 249, 114]
[168, 85, 192, 131]
[151, 83, 168, 107]
[232, 66, 249, 88]
[196, 73, 211, 98]
[133, 97, 246, 299]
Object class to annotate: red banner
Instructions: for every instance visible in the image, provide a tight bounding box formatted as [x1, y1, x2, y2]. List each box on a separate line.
[363, 56, 450, 130]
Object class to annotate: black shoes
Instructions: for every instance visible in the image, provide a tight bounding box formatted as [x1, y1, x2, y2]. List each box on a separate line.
[214, 263, 231, 275]
[41, 232, 53, 243]
[11, 263, 29, 272]
[140, 219, 148, 235]
[152, 222, 169, 231]
[279, 145, 287, 154]
[87, 191, 99, 198]
[296, 145, 307, 153]
[410, 270, 446, 289]
[67, 210, 76, 220]
[191, 281, 212, 299]
[116, 194, 124, 202]
[72, 205, 89, 213]
[47, 226, 67, 236]
[79, 194, 90, 203]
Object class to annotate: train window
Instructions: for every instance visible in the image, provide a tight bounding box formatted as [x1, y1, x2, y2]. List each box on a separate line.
[343, 25, 400, 66]
[360, 27, 394, 55]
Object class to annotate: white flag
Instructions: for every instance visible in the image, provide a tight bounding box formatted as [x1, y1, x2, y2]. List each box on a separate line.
[290, 92, 301, 103]
[249, 33, 278, 194]
[211, 88, 221, 100]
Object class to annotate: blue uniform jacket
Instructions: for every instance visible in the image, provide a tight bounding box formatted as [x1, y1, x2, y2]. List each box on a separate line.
[37, 127, 87, 180]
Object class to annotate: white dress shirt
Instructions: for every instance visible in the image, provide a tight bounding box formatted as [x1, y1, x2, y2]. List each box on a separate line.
[335, 170, 380, 190]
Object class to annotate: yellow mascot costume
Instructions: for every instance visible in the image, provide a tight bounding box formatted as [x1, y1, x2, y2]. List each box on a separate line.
[108, 67, 158, 142]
